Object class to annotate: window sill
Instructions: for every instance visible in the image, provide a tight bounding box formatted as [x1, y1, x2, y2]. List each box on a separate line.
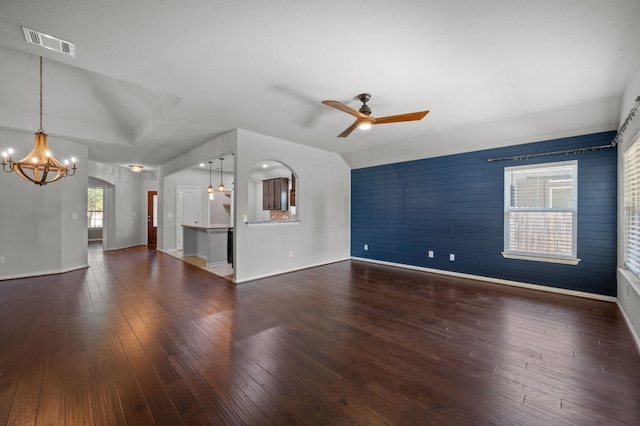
[501, 252, 580, 265]
[618, 268, 640, 296]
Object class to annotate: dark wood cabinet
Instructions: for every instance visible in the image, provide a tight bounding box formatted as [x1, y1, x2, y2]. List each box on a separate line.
[262, 177, 289, 210]
[290, 174, 296, 207]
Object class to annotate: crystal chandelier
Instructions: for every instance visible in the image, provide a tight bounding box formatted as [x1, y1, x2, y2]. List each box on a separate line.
[2, 56, 76, 186]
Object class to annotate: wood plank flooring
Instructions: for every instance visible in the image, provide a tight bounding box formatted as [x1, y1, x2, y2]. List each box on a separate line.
[0, 245, 639, 425]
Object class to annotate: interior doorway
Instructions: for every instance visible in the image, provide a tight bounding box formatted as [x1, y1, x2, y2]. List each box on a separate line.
[176, 186, 200, 251]
[147, 190, 158, 246]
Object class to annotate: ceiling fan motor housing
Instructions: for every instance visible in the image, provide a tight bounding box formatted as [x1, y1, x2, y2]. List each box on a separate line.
[359, 104, 372, 116]
[358, 93, 372, 116]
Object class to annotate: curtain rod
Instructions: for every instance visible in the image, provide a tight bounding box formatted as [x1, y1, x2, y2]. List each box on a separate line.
[488, 95, 640, 163]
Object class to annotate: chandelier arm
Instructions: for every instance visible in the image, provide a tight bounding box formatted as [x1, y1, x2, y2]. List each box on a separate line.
[2, 160, 14, 173]
[41, 165, 49, 185]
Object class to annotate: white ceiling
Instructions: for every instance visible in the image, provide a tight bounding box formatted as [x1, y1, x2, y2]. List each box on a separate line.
[0, 0, 639, 170]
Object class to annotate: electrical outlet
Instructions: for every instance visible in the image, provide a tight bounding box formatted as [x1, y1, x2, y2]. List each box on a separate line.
[428, 250, 434, 258]
[0, 256, 4, 264]
[450, 254, 455, 261]
[289, 250, 293, 258]
[364, 244, 368, 251]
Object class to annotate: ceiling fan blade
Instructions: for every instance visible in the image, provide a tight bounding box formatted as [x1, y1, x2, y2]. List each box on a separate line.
[322, 100, 366, 119]
[373, 110, 429, 125]
[338, 119, 363, 138]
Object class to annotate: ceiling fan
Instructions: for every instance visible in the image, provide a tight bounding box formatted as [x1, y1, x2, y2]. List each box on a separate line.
[321, 93, 429, 138]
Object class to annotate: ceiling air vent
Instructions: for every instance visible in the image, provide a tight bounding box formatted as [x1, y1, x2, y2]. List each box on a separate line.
[22, 26, 75, 57]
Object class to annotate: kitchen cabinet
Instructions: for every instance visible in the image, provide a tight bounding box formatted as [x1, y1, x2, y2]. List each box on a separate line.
[262, 177, 289, 210]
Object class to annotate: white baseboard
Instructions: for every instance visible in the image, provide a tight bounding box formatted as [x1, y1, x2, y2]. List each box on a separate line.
[616, 301, 640, 354]
[156, 248, 178, 254]
[350, 257, 617, 302]
[234, 257, 351, 284]
[104, 243, 145, 252]
[0, 264, 89, 281]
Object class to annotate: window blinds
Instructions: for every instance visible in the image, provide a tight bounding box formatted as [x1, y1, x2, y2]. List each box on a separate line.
[624, 143, 640, 276]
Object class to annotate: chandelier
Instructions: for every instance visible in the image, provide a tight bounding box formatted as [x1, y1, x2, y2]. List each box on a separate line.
[1, 56, 76, 186]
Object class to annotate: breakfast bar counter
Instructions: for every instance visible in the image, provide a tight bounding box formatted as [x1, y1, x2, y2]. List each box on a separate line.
[182, 224, 231, 266]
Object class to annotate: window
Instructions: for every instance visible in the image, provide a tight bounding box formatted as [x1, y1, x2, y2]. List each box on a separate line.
[88, 187, 104, 228]
[503, 160, 579, 264]
[624, 139, 640, 276]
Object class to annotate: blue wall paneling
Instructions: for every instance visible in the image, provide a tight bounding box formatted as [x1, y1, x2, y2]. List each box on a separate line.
[351, 131, 617, 296]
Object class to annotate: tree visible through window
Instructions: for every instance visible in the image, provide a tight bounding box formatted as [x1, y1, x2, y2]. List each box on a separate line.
[88, 187, 104, 228]
[503, 160, 579, 264]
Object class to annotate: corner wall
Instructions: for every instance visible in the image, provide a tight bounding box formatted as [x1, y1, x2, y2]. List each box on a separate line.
[234, 129, 351, 282]
[0, 131, 88, 279]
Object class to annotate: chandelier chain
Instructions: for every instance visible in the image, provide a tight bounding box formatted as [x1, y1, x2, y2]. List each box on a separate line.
[39, 56, 43, 133]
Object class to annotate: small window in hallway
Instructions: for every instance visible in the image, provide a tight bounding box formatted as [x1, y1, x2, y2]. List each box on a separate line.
[88, 187, 104, 228]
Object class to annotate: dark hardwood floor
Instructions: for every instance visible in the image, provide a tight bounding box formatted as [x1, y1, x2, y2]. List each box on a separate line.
[1, 245, 639, 425]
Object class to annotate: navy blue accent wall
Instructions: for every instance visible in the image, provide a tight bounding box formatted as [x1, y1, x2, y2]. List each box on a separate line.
[351, 131, 617, 296]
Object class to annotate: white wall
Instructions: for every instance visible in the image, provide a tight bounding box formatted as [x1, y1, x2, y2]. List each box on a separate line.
[0, 131, 88, 279]
[617, 61, 640, 350]
[156, 128, 350, 282]
[209, 190, 231, 227]
[88, 162, 151, 250]
[234, 129, 351, 282]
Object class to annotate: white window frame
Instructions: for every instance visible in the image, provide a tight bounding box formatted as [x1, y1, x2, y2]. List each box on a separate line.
[502, 160, 580, 265]
[87, 187, 104, 229]
[624, 138, 640, 277]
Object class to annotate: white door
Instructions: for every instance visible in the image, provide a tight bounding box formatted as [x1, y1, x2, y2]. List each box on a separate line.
[176, 186, 200, 251]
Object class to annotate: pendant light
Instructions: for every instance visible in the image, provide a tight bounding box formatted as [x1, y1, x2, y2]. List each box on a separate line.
[207, 161, 214, 200]
[1, 56, 76, 186]
[218, 157, 225, 192]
